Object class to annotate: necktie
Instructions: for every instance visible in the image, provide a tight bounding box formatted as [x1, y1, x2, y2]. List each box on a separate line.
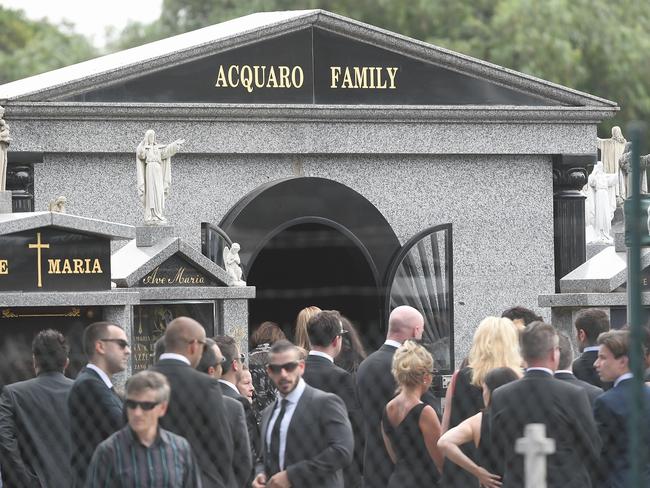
[268, 399, 289, 475]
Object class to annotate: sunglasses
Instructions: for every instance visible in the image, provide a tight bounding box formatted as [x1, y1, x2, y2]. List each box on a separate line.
[267, 361, 300, 374]
[125, 399, 160, 411]
[99, 338, 129, 349]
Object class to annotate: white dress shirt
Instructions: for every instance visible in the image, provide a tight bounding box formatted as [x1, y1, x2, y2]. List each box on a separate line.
[614, 372, 633, 388]
[384, 339, 401, 349]
[218, 379, 240, 395]
[526, 367, 554, 376]
[86, 363, 113, 389]
[159, 353, 191, 365]
[266, 378, 307, 470]
[308, 350, 334, 363]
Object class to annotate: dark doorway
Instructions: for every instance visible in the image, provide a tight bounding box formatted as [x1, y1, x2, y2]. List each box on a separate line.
[247, 223, 382, 350]
[0, 306, 102, 388]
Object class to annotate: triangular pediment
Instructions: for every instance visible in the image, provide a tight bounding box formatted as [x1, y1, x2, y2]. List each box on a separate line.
[111, 237, 232, 287]
[0, 10, 616, 108]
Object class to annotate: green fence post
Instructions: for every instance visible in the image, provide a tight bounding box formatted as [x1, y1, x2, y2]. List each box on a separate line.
[626, 123, 646, 487]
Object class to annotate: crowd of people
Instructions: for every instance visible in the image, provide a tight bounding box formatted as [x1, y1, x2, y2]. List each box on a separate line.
[0, 305, 649, 487]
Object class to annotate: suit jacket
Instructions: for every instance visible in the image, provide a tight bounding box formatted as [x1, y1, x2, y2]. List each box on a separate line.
[356, 344, 398, 488]
[554, 371, 603, 406]
[219, 381, 257, 486]
[593, 378, 650, 488]
[151, 359, 234, 488]
[0, 372, 74, 487]
[304, 354, 364, 488]
[573, 350, 613, 390]
[355, 343, 437, 488]
[68, 366, 124, 487]
[257, 384, 354, 488]
[223, 396, 252, 488]
[490, 370, 601, 488]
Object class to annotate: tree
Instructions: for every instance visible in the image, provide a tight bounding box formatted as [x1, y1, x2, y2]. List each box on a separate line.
[0, 7, 97, 85]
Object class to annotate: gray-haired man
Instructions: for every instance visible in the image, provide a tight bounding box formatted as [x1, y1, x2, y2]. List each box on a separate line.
[85, 370, 201, 487]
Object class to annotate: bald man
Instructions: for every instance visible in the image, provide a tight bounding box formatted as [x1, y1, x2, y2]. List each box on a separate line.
[150, 317, 234, 488]
[356, 306, 430, 488]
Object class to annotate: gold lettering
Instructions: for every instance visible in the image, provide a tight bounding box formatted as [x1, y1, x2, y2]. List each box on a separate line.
[48, 259, 61, 274]
[375, 67, 387, 89]
[215, 65, 227, 87]
[386, 67, 398, 89]
[73, 258, 84, 274]
[353, 67, 368, 89]
[0, 260, 7, 274]
[62, 260, 72, 274]
[240, 65, 253, 92]
[92, 259, 103, 274]
[330, 66, 341, 88]
[267, 66, 279, 88]
[341, 67, 354, 89]
[278, 66, 290, 88]
[291, 66, 304, 88]
[227, 65, 240, 88]
[253, 65, 266, 88]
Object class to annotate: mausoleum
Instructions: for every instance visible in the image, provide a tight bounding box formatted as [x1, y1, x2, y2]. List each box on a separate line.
[0, 10, 618, 373]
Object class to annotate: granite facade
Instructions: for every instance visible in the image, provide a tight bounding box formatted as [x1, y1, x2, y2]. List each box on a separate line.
[31, 148, 554, 361]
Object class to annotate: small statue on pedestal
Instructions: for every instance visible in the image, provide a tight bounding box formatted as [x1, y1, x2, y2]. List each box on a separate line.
[223, 243, 246, 286]
[136, 130, 185, 225]
[48, 196, 67, 213]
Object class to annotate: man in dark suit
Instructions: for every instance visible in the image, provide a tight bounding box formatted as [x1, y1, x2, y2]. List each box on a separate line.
[555, 332, 603, 406]
[197, 338, 252, 488]
[68, 321, 129, 487]
[252, 340, 353, 488]
[593, 330, 650, 487]
[151, 316, 234, 488]
[355, 305, 425, 488]
[490, 321, 601, 488]
[303, 310, 364, 488]
[573, 308, 612, 389]
[0, 329, 74, 487]
[215, 334, 260, 466]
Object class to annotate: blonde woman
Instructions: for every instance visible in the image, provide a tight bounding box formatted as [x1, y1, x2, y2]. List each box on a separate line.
[441, 316, 523, 487]
[294, 306, 321, 350]
[381, 340, 443, 487]
[438, 367, 520, 488]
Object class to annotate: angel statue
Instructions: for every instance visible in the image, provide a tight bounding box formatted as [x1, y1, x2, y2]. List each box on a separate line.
[136, 129, 185, 225]
[223, 243, 246, 286]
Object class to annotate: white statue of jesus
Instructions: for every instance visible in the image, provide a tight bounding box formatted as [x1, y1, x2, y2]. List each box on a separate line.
[136, 130, 184, 225]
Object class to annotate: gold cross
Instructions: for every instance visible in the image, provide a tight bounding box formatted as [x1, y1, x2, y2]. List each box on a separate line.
[28, 232, 50, 288]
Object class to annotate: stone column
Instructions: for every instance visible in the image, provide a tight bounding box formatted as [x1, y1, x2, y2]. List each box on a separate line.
[553, 154, 595, 292]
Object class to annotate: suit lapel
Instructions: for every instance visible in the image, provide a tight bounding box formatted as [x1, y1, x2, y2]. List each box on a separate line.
[260, 401, 276, 455]
[285, 385, 313, 464]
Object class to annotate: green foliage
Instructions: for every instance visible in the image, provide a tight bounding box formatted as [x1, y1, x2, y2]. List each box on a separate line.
[0, 7, 97, 84]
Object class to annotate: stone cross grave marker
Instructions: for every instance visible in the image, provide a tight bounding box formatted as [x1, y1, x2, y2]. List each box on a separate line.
[515, 423, 556, 488]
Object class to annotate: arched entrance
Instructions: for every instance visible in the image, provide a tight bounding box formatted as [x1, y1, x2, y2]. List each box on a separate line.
[247, 221, 380, 345]
[219, 177, 401, 348]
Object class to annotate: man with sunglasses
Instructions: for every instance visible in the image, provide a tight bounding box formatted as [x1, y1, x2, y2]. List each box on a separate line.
[151, 317, 234, 488]
[253, 340, 353, 488]
[86, 370, 201, 487]
[69, 321, 130, 487]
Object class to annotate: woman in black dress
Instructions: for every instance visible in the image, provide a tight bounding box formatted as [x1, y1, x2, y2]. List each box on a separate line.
[437, 367, 520, 487]
[381, 340, 443, 487]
